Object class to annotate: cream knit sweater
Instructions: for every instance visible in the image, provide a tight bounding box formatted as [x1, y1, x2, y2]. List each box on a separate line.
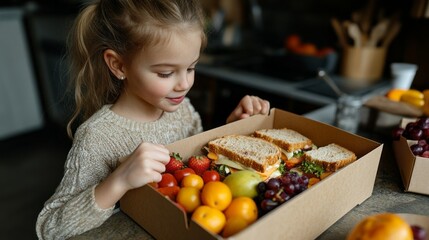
[36, 98, 202, 239]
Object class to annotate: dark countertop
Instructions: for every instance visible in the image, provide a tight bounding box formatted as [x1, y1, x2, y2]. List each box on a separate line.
[70, 127, 429, 240]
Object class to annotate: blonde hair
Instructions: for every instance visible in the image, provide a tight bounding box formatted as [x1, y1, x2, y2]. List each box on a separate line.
[66, 0, 207, 138]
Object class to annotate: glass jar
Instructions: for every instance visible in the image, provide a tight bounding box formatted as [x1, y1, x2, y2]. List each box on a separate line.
[334, 95, 362, 134]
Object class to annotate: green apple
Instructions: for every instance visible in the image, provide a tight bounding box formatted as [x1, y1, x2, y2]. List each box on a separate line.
[223, 170, 262, 198]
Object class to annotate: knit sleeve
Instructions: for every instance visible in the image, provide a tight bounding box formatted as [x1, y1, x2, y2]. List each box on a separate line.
[36, 127, 116, 240]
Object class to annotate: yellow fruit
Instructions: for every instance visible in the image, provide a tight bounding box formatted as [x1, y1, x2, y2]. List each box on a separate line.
[176, 187, 201, 213]
[181, 174, 204, 190]
[347, 213, 413, 240]
[224, 197, 258, 224]
[201, 181, 232, 211]
[191, 205, 226, 234]
[222, 217, 249, 238]
[400, 89, 424, 108]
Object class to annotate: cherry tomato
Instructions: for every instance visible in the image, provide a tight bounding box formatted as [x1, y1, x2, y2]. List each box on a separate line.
[158, 173, 178, 188]
[202, 170, 220, 184]
[174, 167, 195, 184]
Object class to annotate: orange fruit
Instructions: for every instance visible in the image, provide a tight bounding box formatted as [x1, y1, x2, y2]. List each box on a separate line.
[201, 181, 232, 211]
[191, 205, 226, 234]
[176, 187, 201, 213]
[347, 213, 413, 240]
[295, 43, 318, 56]
[222, 217, 249, 238]
[285, 34, 301, 50]
[224, 197, 258, 224]
[386, 89, 407, 102]
[181, 174, 204, 190]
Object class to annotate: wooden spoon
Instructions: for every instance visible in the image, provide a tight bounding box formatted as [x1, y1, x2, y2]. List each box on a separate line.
[367, 19, 390, 47]
[347, 22, 363, 47]
[331, 18, 349, 47]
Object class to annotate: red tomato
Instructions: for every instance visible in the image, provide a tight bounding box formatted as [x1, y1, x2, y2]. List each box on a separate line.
[158, 173, 178, 188]
[202, 170, 220, 184]
[173, 168, 196, 184]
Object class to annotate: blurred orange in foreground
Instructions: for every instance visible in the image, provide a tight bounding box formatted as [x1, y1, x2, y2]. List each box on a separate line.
[347, 213, 413, 240]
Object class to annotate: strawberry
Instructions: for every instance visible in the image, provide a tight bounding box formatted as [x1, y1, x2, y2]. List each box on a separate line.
[187, 155, 211, 175]
[165, 152, 184, 174]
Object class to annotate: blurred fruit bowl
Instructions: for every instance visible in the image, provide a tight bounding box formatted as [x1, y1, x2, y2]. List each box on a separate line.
[283, 34, 338, 74]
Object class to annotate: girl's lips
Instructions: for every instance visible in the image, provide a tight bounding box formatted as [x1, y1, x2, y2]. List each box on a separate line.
[168, 96, 185, 104]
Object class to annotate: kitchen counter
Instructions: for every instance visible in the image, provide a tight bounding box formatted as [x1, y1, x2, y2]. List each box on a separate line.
[70, 105, 429, 239]
[195, 59, 391, 108]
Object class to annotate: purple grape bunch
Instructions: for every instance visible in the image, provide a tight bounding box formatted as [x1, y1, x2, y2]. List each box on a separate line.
[392, 117, 429, 157]
[255, 171, 309, 214]
[411, 224, 427, 240]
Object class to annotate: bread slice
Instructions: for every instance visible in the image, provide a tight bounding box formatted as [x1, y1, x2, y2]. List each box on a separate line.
[208, 135, 281, 172]
[303, 143, 357, 171]
[253, 128, 312, 152]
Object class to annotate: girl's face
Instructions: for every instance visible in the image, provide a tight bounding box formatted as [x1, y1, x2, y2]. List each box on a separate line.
[118, 29, 202, 120]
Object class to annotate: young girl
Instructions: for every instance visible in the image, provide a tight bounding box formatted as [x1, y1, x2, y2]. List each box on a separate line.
[36, 0, 270, 239]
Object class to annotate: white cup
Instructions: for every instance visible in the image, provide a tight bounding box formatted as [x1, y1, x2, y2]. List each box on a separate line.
[390, 63, 418, 89]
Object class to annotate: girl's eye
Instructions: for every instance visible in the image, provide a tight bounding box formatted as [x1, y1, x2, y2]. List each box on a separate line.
[158, 72, 173, 78]
[187, 68, 196, 73]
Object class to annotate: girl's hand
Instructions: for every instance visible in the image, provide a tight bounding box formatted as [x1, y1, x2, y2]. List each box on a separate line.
[117, 142, 170, 190]
[226, 95, 270, 123]
[94, 142, 169, 209]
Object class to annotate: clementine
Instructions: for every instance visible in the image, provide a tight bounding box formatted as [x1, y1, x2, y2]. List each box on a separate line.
[191, 205, 226, 234]
[201, 181, 232, 211]
[347, 213, 413, 240]
[181, 174, 204, 190]
[224, 197, 258, 224]
[176, 187, 201, 213]
[222, 217, 249, 238]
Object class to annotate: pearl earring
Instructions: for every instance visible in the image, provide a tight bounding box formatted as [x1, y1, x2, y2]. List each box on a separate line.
[119, 76, 125, 80]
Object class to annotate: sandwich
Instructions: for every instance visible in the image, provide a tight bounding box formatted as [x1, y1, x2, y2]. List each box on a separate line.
[207, 135, 282, 179]
[253, 128, 314, 160]
[303, 143, 357, 172]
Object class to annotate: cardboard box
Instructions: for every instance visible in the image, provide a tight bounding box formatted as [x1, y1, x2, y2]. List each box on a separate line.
[120, 109, 383, 239]
[393, 118, 429, 195]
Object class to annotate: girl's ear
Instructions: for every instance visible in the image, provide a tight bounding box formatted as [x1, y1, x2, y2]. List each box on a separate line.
[103, 49, 126, 79]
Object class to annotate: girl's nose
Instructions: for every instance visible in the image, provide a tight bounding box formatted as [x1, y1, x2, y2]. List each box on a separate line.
[176, 73, 191, 90]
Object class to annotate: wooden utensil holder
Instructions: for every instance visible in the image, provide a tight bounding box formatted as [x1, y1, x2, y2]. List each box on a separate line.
[340, 47, 387, 84]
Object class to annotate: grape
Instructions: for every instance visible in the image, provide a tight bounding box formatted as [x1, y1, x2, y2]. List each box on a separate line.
[422, 128, 429, 139]
[264, 189, 276, 199]
[260, 199, 278, 211]
[267, 178, 281, 191]
[411, 144, 424, 156]
[409, 128, 423, 140]
[417, 117, 429, 129]
[392, 127, 404, 140]
[257, 181, 267, 193]
[283, 183, 295, 195]
[279, 175, 291, 185]
[411, 225, 427, 240]
[298, 175, 309, 185]
[256, 170, 311, 215]
[421, 151, 429, 158]
[418, 139, 427, 146]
